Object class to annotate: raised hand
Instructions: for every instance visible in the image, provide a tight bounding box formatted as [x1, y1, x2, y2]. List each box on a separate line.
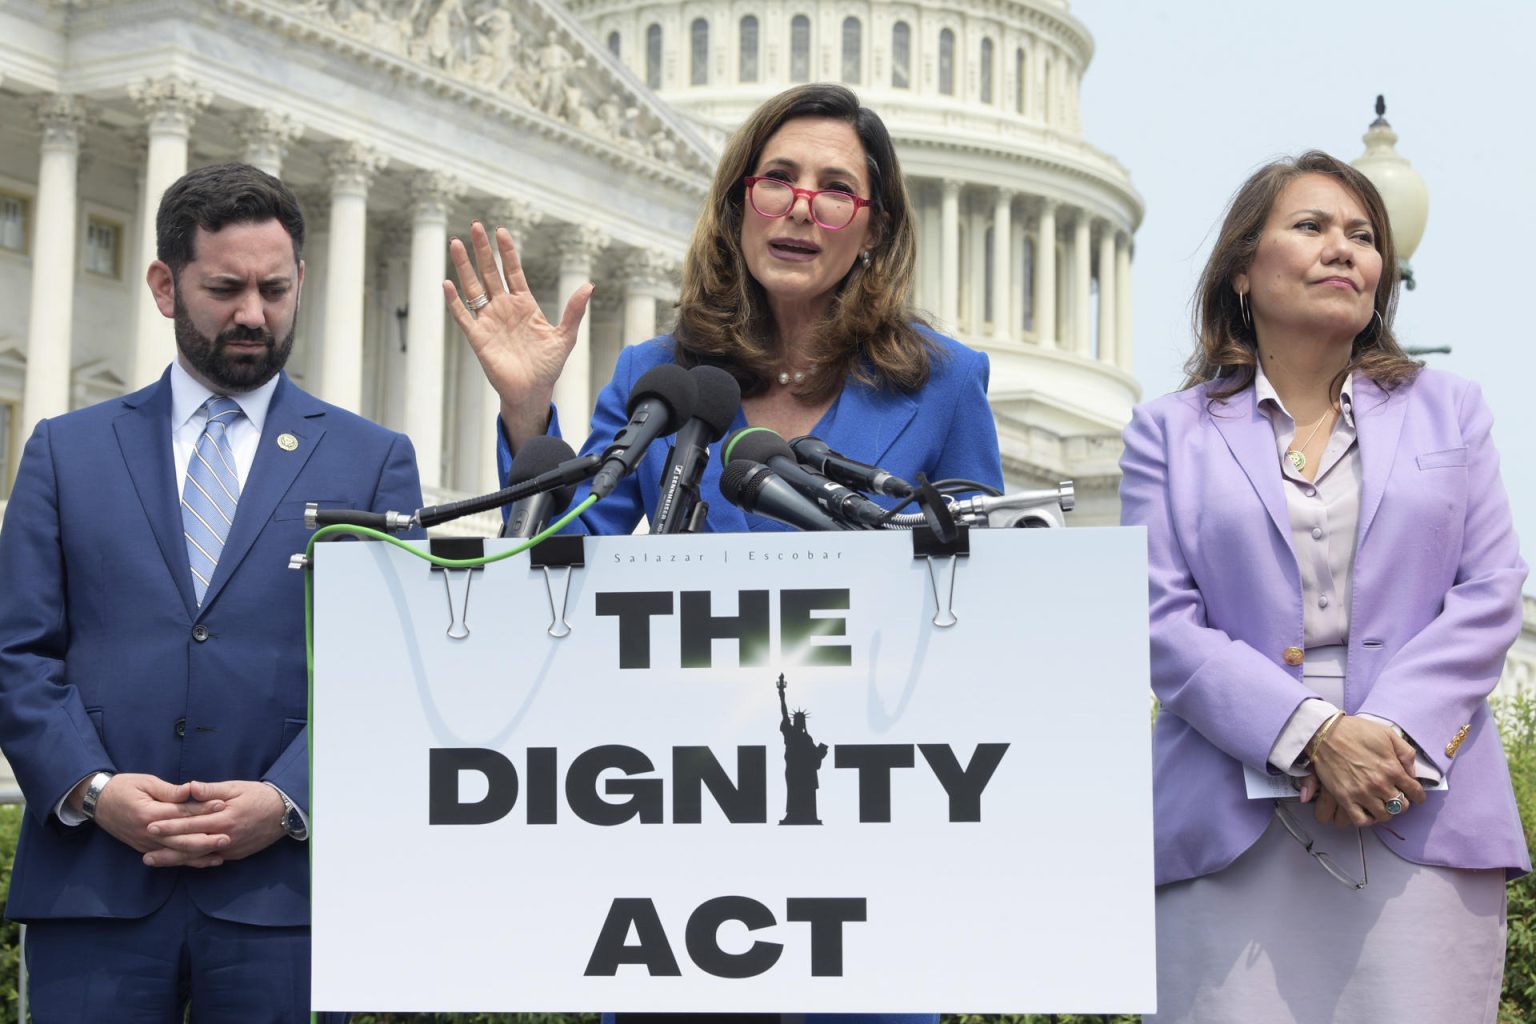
[443, 221, 594, 451]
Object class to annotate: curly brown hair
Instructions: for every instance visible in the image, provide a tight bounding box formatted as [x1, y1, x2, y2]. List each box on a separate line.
[672, 83, 937, 401]
[1184, 150, 1420, 401]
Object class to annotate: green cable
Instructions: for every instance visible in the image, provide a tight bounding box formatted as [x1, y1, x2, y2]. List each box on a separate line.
[301, 492, 597, 1021]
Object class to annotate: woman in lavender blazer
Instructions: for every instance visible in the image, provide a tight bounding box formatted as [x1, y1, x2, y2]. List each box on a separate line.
[1120, 151, 1528, 1022]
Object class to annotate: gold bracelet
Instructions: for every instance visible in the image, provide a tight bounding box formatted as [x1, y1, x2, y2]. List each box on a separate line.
[1306, 711, 1346, 763]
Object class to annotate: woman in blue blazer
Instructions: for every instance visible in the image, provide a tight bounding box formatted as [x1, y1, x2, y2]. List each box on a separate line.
[444, 83, 1002, 1024]
[449, 82, 1001, 538]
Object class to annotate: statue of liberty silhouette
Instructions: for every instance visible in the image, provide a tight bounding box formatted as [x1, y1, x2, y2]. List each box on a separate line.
[776, 673, 829, 825]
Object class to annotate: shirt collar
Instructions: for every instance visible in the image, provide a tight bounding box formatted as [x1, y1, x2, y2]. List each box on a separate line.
[169, 358, 280, 435]
[1253, 362, 1357, 430]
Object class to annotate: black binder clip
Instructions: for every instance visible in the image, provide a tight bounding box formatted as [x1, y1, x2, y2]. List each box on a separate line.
[909, 475, 967, 628]
[430, 537, 485, 641]
[530, 536, 585, 639]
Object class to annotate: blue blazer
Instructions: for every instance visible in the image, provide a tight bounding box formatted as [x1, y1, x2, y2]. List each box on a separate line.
[503, 332, 1000, 1024]
[0, 371, 422, 926]
[497, 330, 1005, 531]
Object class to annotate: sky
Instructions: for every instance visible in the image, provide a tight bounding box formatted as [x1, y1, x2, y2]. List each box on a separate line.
[1071, 0, 1536, 593]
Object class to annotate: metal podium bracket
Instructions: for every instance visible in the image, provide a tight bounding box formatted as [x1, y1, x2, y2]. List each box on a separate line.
[430, 538, 485, 641]
[530, 536, 586, 638]
[911, 525, 970, 628]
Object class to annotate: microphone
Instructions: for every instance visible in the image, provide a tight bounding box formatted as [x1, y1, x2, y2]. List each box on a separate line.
[590, 363, 696, 499]
[652, 365, 742, 534]
[789, 435, 913, 498]
[719, 460, 852, 532]
[723, 428, 889, 529]
[501, 436, 580, 539]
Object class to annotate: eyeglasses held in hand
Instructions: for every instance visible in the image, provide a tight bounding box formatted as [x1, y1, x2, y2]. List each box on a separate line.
[1273, 800, 1368, 890]
[744, 176, 876, 231]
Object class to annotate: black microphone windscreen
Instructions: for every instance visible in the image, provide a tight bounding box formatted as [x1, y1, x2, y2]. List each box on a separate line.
[687, 365, 743, 440]
[723, 426, 793, 466]
[718, 459, 761, 507]
[625, 363, 696, 431]
[507, 436, 579, 509]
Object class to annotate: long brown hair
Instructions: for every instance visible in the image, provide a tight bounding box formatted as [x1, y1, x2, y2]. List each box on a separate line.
[673, 83, 935, 401]
[1184, 150, 1420, 401]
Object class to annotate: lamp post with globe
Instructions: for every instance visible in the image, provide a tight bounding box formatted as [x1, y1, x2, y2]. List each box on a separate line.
[1352, 96, 1447, 355]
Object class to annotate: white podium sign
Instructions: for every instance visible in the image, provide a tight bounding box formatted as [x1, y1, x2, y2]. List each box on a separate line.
[311, 527, 1154, 1014]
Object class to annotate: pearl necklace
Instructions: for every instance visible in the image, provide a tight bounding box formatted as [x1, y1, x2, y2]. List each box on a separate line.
[1284, 408, 1335, 472]
[776, 369, 810, 386]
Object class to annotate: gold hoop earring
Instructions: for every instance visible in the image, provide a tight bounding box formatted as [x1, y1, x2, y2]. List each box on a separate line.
[1238, 291, 1251, 329]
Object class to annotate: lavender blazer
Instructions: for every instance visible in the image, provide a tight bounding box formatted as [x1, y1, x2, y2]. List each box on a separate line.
[1120, 368, 1530, 886]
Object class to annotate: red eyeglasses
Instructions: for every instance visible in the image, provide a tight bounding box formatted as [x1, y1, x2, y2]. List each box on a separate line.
[743, 176, 877, 231]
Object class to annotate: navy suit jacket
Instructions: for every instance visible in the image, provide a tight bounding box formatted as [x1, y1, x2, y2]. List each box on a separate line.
[497, 330, 1004, 532]
[0, 370, 421, 926]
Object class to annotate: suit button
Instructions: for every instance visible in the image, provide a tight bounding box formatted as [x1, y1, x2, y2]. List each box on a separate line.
[191, 624, 210, 642]
[1283, 646, 1305, 666]
[175, 718, 186, 738]
[1446, 723, 1471, 757]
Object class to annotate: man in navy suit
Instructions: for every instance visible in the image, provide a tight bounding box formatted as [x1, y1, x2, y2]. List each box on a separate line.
[0, 162, 421, 1021]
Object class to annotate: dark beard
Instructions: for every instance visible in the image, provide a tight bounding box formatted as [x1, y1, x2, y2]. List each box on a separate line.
[173, 292, 295, 393]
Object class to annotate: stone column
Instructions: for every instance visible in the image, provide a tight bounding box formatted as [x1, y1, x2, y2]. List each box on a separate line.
[621, 250, 676, 346]
[967, 204, 987, 334]
[1116, 232, 1134, 373]
[1011, 216, 1027, 336]
[939, 179, 961, 330]
[375, 225, 413, 430]
[1072, 210, 1092, 356]
[128, 76, 210, 388]
[450, 315, 501, 493]
[21, 95, 87, 433]
[318, 142, 385, 411]
[1096, 221, 1117, 365]
[1034, 199, 1057, 347]
[990, 189, 1013, 339]
[237, 111, 303, 178]
[405, 172, 464, 489]
[495, 198, 543, 255]
[919, 185, 941, 314]
[554, 226, 608, 443]
[285, 187, 326, 388]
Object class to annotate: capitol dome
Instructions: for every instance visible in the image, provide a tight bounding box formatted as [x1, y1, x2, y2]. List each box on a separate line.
[576, 0, 1145, 519]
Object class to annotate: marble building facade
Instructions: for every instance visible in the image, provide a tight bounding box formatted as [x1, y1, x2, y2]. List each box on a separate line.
[0, 0, 1532, 770]
[1, 0, 1140, 528]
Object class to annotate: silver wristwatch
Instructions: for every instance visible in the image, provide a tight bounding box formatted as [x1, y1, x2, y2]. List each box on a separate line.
[269, 785, 309, 841]
[81, 771, 114, 820]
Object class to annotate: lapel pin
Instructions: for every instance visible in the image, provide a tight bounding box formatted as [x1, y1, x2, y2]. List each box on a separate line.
[276, 433, 300, 452]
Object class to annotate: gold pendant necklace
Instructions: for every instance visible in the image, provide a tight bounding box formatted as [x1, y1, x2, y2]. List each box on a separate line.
[1284, 408, 1334, 472]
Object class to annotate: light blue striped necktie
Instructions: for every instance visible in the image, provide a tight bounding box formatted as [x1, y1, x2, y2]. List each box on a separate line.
[182, 395, 243, 605]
